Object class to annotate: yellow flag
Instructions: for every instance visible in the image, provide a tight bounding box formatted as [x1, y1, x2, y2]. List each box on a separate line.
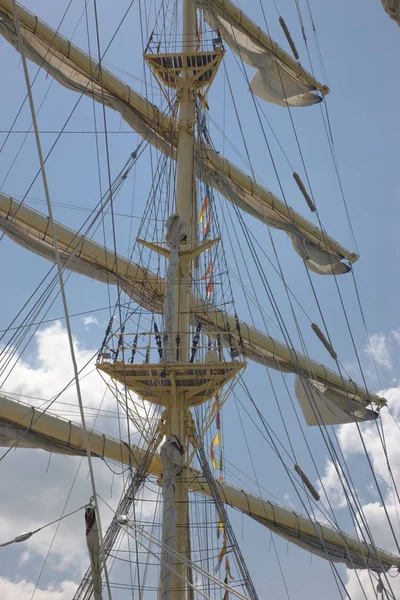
[210, 431, 221, 470]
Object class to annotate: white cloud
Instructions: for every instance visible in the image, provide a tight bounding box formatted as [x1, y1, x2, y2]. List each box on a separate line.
[1, 321, 115, 418]
[317, 459, 354, 510]
[338, 384, 400, 487]
[0, 577, 77, 600]
[316, 382, 400, 598]
[365, 333, 393, 370]
[0, 322, 156, 578]
[391, 329, 400, 345]
[82, 315, 99, 329]
[345, 569, 400, 600]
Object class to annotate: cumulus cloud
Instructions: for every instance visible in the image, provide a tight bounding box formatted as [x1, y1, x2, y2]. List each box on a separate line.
[0, 322, 157, 589]
[0, 578, 77, 600]
[365, 333, 393, 370]
[317, 382, 400, 599]
[345, 569, 400, 600]
[82, 315, 99, 329]
[1, 321, 115, 417]
[338, 384, 400, 487]
[317, 459, 355, 510]
[391, 330, 400, 345]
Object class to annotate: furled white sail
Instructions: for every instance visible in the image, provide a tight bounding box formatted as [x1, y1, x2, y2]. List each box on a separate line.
[0, 194, 164, 313]
[0, 0, 357, 276]
[0, 395, 162, 472]
[196, 0, 329, 107]
[0, 197, 383, 414]
[381, 1, 400, 25]
[294, 375, 378, 426]
[201, 153, 355, 275]
[0, 395, 398, 573]
[85, 506, 103, 600]
[0, 195, 384, 414]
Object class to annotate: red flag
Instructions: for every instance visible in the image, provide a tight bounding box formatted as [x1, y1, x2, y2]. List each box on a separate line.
[201, 259, 213, 281]
[200, 195, 211, 238]
[225, 556, 234, 579]
[206, 276, 214, 299]
[223, 574, 229, 600]
[215, 535, 228, 572]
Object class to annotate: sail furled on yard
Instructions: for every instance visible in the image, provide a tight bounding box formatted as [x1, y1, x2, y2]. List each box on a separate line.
[0, 194, 164, 313]
[0, 395, 398, 574]
[381, 1, 400, 26]
[85, 506, 103, 600]
[0, 195, 383, 416]
[294, 375, 378, 426]
[0, 395, 162, 471]
[196, 0, 329, 107]
[200, 149, 356, 275]
[0, 0, 357, 276]
[0, 0, 175, 155]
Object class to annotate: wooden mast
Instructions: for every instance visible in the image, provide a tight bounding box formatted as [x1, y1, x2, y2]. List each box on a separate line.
[166, 1, 197, 597]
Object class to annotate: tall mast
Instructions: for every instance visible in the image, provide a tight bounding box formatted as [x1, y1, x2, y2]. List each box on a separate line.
[174, 0, 196, 364]
[166, 0, 197, 597]
[103, 2, 228, 597]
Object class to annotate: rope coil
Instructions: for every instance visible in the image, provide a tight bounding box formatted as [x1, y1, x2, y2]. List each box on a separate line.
[293, 172, 316, 212]
[279, 17, 300, 61]
[294, 464, 320, 501]
[311, 323, 337, 360]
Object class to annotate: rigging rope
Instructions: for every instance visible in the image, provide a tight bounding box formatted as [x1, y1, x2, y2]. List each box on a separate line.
[0, 504, 85, 547]
[11, 3, 113, 597]
[193, 431, 260, 600]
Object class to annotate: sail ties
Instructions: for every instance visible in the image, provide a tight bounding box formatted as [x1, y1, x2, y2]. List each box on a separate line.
[159, 435, 185, 600]
[279, 17, 299, 61]
[294, 464, 320, 501]
[293, 172, 316, 212]
[163, 214, 188, 362]
[311, 323, 337, 360]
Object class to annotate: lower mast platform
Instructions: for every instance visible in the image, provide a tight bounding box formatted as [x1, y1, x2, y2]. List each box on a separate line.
[96, 360, 245, 406]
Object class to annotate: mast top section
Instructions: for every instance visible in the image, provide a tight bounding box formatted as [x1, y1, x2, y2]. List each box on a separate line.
[144, 47, 224, 91]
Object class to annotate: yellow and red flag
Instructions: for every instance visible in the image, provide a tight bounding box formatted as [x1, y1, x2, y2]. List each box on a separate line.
[206, 276, 214, 299]
[215, 534, 228, 572]
[217, 519, 224, 539]
[200, 195, 211, 238]
[210, 431, 221, 470]
[225, 556, 234, 579]
[223, 577, 229, 600]
[201, 259, 213, 281]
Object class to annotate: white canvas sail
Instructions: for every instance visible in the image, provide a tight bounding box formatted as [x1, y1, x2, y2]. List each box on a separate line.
[0, 194, 384, 415]
[196, 0, 329, 107]
[84, 506, 103, 600]
[0, 0, 357, 276]
[381, 0, 400, 25]
[0, 395, 398, 574]
[294, 375, 378, 426]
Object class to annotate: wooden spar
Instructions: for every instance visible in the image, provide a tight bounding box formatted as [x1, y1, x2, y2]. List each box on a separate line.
[1, 395, 399, 572]
[0, 1, 358, 266]
[0, 193, 383, 407]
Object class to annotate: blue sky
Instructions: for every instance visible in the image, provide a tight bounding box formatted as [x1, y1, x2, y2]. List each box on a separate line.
[0, 1, 399, 599]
